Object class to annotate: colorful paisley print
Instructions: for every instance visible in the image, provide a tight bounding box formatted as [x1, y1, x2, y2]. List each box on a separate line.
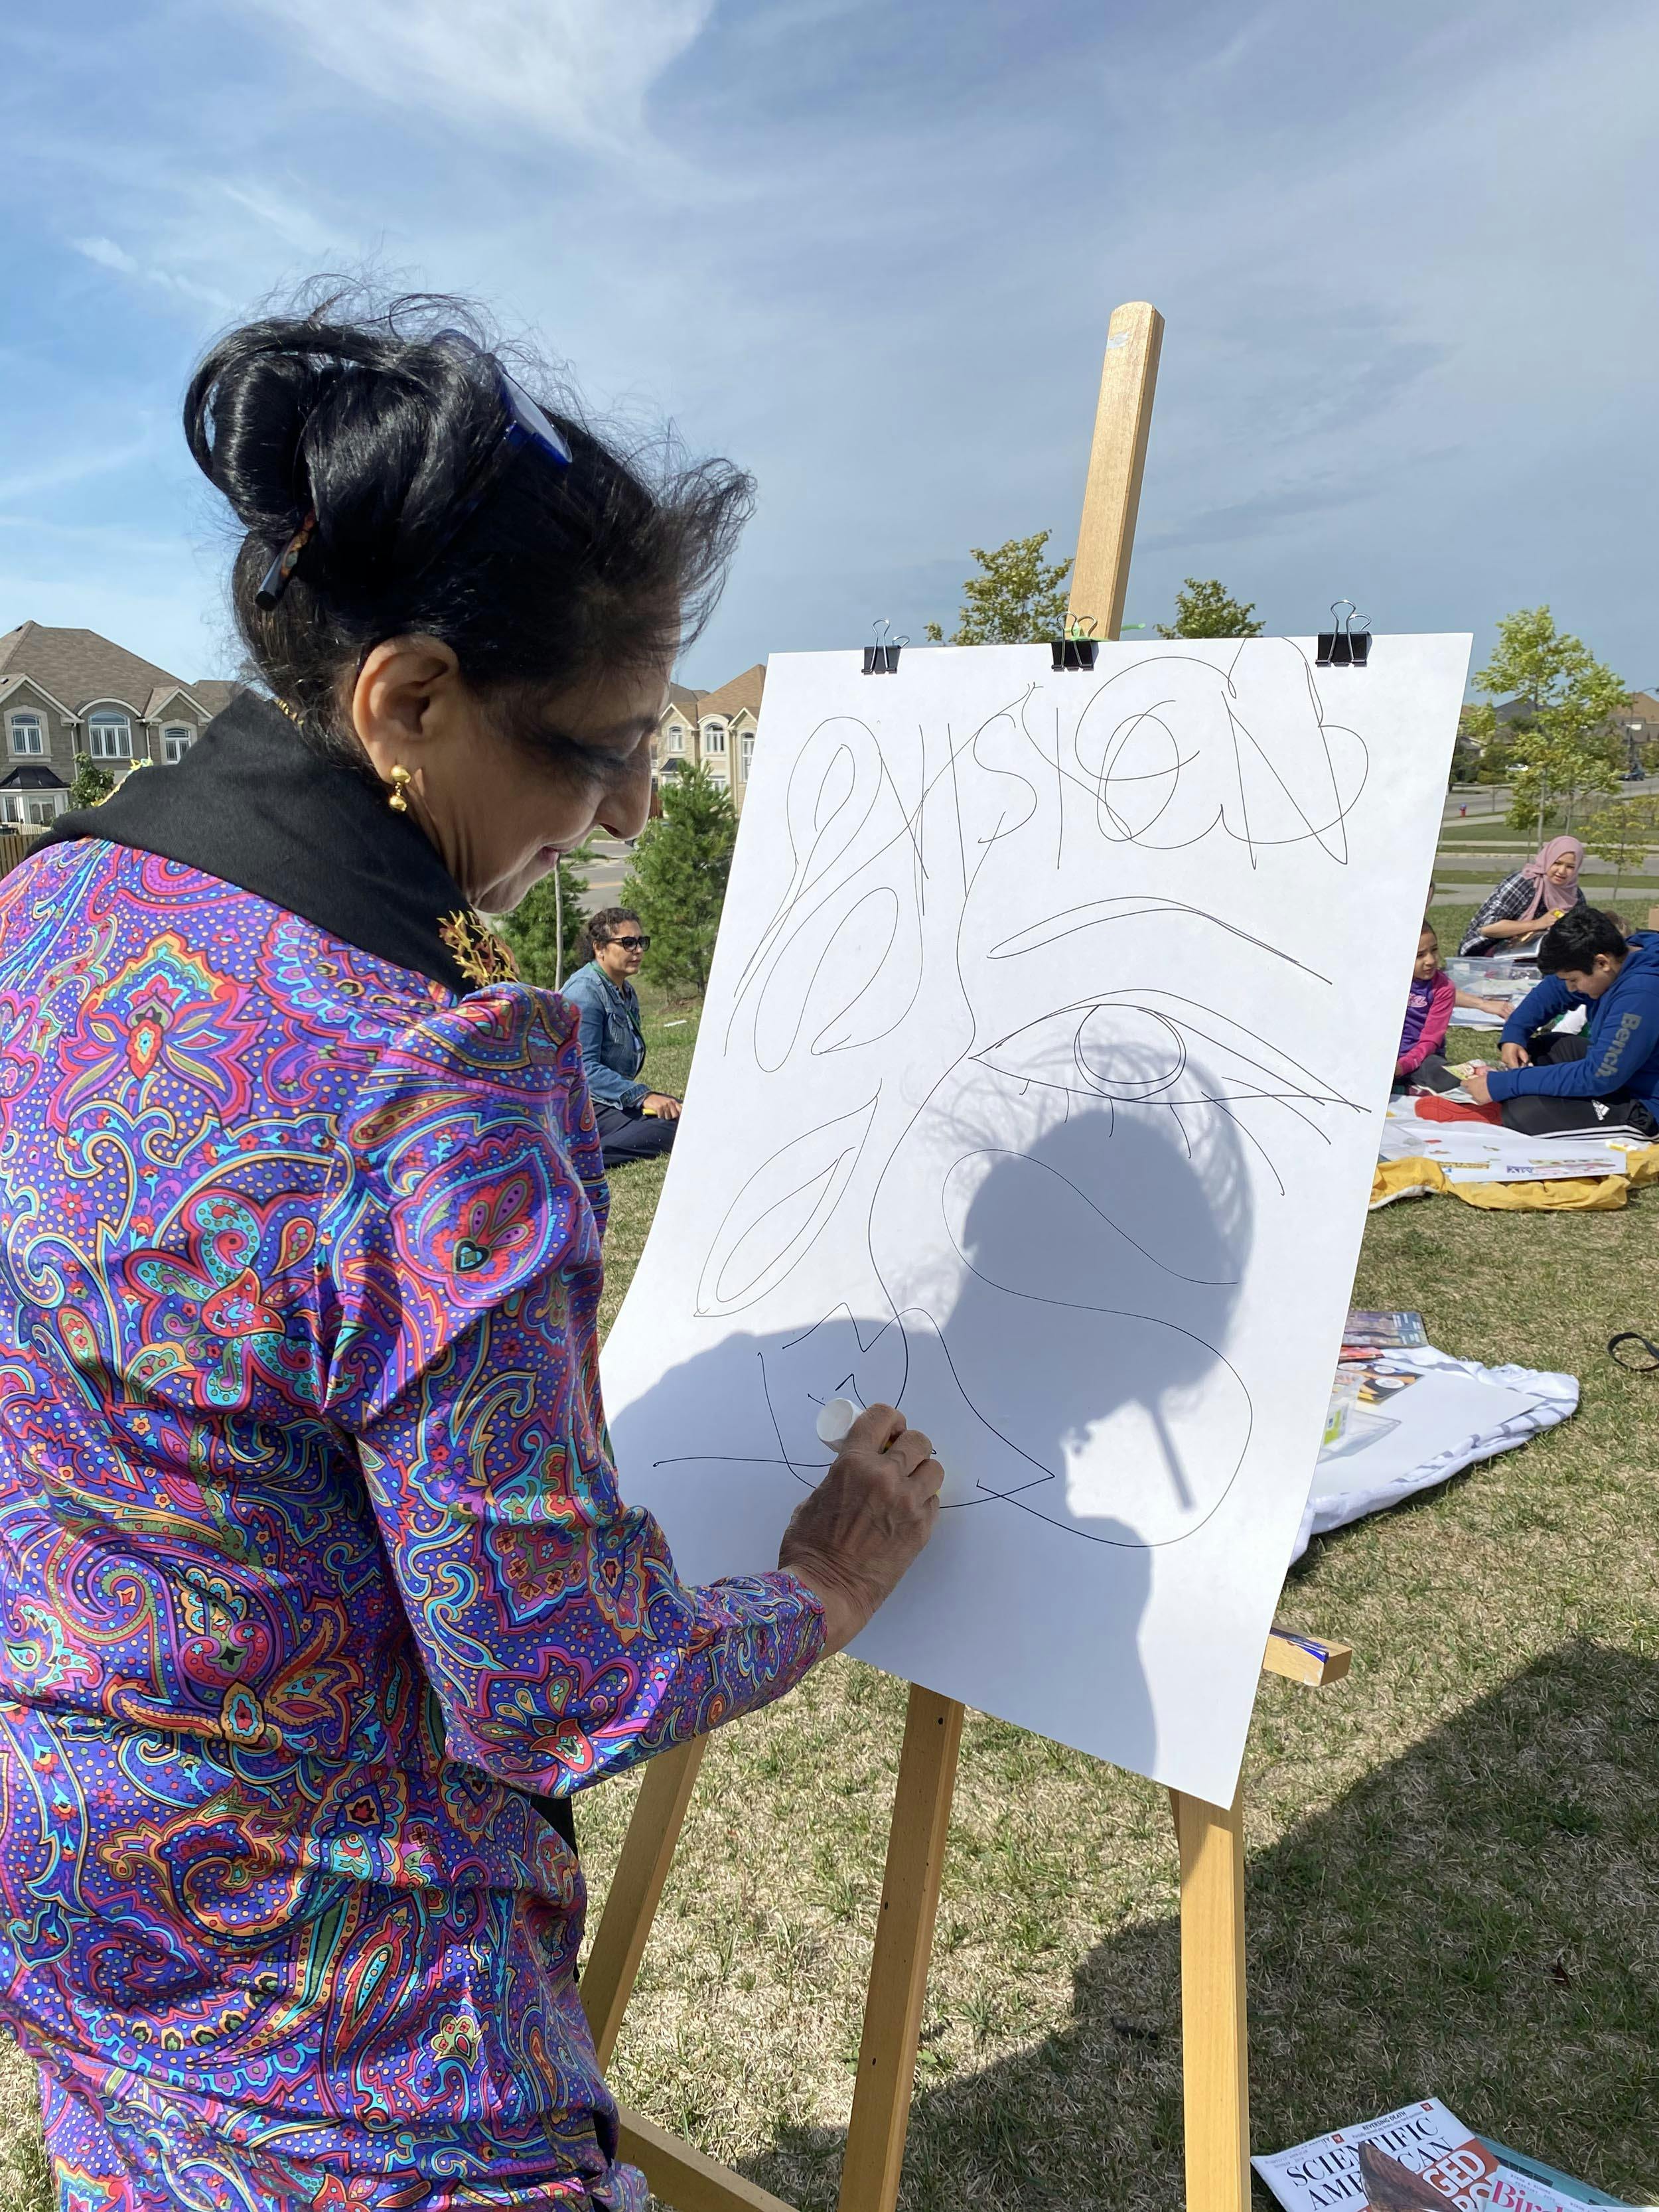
[0, 841, 825, 2211]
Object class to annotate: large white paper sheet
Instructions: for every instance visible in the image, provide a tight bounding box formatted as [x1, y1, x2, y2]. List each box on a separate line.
[603, 636, 1470, 1803]
[1379, 1104, 1629, 1183]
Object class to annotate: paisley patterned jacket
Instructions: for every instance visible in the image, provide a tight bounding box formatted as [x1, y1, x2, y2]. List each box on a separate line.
[0, 703, 824, 2211]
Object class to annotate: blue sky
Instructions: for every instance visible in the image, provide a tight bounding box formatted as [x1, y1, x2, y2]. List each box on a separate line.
[2, 0, 1654, 694]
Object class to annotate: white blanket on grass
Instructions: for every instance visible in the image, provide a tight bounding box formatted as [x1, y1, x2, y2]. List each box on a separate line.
[1295, 1346, 1577, 1560]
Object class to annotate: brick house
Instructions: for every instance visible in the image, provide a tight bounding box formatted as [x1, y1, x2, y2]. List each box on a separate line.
[1617, 690, 1659, 769]
[0, 622, 244, 828]
[652, 664, 765, 814]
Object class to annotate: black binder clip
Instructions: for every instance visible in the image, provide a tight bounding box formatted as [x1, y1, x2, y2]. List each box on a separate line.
[863, 617, 906, 674]
[1317, 601, 1372, 668]
[1051, 617, 1100, 672]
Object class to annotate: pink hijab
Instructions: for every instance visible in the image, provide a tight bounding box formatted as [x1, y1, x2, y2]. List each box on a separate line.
[1520, 835, 1584, 921]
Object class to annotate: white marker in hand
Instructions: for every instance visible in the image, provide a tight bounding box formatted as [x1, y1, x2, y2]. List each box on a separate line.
[816, 1397, 859, 1447]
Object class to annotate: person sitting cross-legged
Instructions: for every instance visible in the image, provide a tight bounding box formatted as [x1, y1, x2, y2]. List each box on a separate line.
[1465, 906, 1659, 1138]
[563, 905, 682, 1166]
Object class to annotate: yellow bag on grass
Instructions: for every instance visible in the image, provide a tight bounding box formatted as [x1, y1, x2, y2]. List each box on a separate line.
[1370, 1144, 1659, 1213]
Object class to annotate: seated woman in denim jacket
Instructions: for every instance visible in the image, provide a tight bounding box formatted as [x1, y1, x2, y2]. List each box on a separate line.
[563, 906, 682, 1165]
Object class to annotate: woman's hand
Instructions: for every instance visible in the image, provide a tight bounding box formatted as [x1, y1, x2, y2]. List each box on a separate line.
[1500, 1041, 1531, 1069]
[778, 1404, 943, 1655]
[642, 1092, 682, 1120]
[1464, 1065, 1493, 1104]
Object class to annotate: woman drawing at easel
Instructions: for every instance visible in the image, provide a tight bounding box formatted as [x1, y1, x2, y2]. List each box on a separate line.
[0, 289, 943, 2212]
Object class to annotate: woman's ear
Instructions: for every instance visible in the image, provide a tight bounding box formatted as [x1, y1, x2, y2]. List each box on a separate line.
[350, 636, 463, 782]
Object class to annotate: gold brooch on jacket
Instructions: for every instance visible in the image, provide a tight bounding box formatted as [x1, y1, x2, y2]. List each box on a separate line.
[439, 910, 520, 988]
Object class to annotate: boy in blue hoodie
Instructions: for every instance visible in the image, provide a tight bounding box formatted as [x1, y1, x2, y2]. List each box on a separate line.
[1465, 907, 1659, 1138]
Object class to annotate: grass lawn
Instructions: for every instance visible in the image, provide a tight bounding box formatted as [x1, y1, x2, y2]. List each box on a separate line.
[4, 958, 1658, 2210]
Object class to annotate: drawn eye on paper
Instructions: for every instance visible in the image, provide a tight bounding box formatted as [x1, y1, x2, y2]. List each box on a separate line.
[976, 990, 1348, 1106]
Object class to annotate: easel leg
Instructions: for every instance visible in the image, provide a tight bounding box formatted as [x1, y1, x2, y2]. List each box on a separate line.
[583, 1734, 709, 2067]
[836, 1686, 964, 2212]
[1170, 1786, 1251, 2212]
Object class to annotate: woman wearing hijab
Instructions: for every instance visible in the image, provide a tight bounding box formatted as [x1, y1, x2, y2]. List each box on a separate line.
[0, 293, 944, 2212]
[1458, 834, 1586, 956]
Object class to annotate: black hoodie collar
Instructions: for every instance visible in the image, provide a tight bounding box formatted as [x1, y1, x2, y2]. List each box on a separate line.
[42, 692, 515, 998]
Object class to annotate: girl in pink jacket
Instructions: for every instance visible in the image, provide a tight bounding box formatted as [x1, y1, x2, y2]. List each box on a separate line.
[1396, 924, 1457, 1089]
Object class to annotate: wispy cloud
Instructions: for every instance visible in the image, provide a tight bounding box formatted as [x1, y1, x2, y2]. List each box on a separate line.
[72, 235, 236, 311]
[5, 0, 1657, 693]
[247, 0, 717, 153]
[216, 183, 344, 259]
[0, 433, 160, 506]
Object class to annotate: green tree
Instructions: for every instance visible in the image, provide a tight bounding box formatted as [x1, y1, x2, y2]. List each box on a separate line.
[1583, 796, 1659, 903]
[1155, 578, 1265, 639]
[1457, 701, 1517, 786]
[621, 765, 737, 994]
[1475, 606, 1628, 840]
[501, 845, 593, 988]
[924, 530, 1072, 644]
[68, 759, 115, 809]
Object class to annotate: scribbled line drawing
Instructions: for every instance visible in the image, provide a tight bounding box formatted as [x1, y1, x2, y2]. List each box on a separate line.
[987, 897, 1330, 982]
[695, 1094, 879, 1317]
[658, 641, 1373, 1549]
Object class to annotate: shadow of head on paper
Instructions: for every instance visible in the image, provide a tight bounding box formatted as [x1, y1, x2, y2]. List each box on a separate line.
[605, 1078, 1254, 1785]
[901, 1084, 1256, 1547]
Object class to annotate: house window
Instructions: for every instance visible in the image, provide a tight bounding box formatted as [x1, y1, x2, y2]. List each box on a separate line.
[7, 714, 45, 757]
[88, 713, 133, 760]
[703, 721, 727, 755]
[741, 731, 755, 776]
[668, 723, 685, 755]
[160, 724, 194, 763]
[0, 793, 58, 826]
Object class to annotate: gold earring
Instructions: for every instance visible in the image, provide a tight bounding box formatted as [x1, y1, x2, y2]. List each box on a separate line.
[387, 765, 413, 814]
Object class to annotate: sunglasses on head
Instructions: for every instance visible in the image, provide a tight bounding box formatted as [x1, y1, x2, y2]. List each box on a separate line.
[607, 933, 649, 951]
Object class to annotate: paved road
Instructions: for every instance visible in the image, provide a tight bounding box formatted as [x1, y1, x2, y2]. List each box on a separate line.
[578, 838, 634, 911]
[1443, 776, 1659, 827]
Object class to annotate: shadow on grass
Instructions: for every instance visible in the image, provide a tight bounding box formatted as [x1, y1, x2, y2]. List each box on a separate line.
[732, 1641, 1659, 2212]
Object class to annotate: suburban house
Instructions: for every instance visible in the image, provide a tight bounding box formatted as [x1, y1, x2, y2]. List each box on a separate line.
[1490, 688, 1659, 774]
[652, 664, 765, 813]
[1618, 689, 1659, 766]
[0, 622, 244, 828]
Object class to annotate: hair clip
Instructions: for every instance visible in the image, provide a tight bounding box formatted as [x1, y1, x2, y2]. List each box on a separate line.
[255, 510, 318, 611]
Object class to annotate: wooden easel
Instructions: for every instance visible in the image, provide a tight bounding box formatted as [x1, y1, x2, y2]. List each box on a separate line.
[583, 302, 1354, 2212]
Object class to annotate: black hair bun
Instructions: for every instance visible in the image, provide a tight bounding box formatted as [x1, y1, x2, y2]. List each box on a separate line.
[184, 303, 504, 599]
[184, 284, 752, 762]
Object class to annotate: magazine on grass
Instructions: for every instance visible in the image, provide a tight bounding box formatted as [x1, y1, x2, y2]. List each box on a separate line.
[1320, 1363, 1422, 1457]
[1340, 1309, 1429, 1359]
[1253, 2099, 1597, 2212]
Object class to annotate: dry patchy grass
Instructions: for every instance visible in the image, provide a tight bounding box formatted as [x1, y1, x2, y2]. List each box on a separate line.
[4, 983, 1658, 2209]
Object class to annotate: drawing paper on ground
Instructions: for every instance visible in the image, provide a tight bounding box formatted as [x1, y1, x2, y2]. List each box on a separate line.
[603, 637, 1471, 1803]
